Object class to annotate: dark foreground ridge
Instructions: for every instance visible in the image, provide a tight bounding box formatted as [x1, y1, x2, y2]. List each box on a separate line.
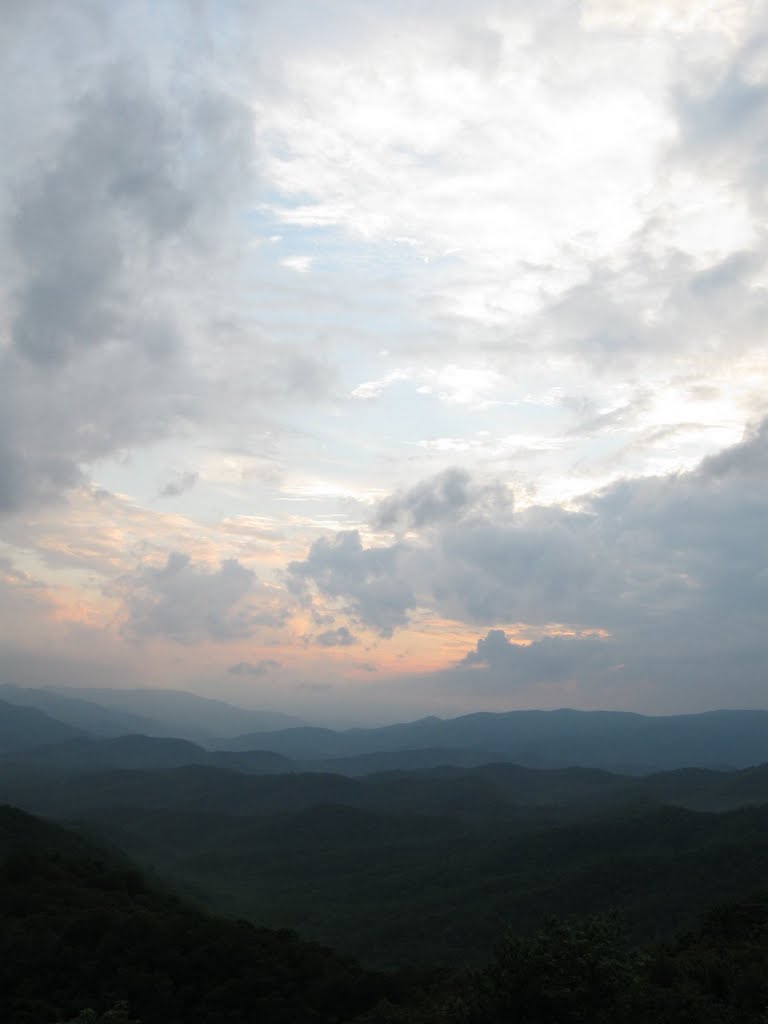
[3, 805, 768, 1024]
[0, 805, 392, 1024]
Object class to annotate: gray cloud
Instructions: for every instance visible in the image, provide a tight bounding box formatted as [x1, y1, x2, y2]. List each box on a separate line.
[674, 31, 768, 211]
[0, 13, 335, 517]
[315, 625, 358, 647]
[0, 57, 248, 512]
[375, 466, 509, 530]
[459, 629, 616, 683]
[112, 552, 286, 643]
[228, 659, 282, 676]
[160, 471, 199, 498]
[11, 70, 198, 365]
[288, 417, 768, 706]
[288, 530, 416, 637]
[699, 416, 768, 479]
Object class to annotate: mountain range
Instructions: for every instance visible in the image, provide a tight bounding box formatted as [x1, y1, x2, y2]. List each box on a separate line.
[224, 707, 768, 772]
[0, 683, 304, 744]
[2, 685, 768, 772]
[2, 683, 768, 968]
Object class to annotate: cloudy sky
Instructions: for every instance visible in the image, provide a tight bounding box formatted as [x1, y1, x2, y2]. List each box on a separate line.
[1, 0, 767, 723]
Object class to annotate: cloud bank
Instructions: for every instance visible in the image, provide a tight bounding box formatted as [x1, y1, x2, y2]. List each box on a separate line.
[0, 1, 767, 720]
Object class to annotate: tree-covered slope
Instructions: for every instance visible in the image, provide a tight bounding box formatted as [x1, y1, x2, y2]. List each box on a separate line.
[0, 805, 392, 1024]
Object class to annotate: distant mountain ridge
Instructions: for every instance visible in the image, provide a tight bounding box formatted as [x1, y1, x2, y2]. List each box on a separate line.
[0, 684, 305, 744]
[0, 699, 85, 753]
[1, 689, 767, 772]
[224, 707, 768, 771]
[0, 684, 164, 737]
[0, 734, 292, 777]
[59, 686, 306, 737]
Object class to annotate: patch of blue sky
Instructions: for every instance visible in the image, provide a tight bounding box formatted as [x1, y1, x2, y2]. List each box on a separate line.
[243, 207, 429, 352]
[342, 382, 497, 443]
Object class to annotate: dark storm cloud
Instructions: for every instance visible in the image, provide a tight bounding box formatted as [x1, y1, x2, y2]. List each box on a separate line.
[112, 552, 287, 643]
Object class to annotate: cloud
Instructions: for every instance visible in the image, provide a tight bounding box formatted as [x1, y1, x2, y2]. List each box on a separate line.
[228, 659, 282, 676]
[112, 552, 287, 643]
[160, 471, 199, 498]
[0, 13, 337, 517]
[288, 530, 416, 636]
[315, 625, 358, 647]
[260, 1, 673, 278]
[1, 1, 768, 718]
[281, 254, 313, 273]
[459, 629, 615, 684]
[375, 467, 508, 530]
[674, 31, 768, 211]
[699, 416, 768, 478]
[286, 416, 768, 707]
[0, 55, 252, 513]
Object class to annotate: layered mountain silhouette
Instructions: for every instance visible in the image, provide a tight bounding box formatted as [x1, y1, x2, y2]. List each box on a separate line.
[0, 698, 85, 753]
[2, 685, 767, 771]
[2, 682, 768, 968]
[0, 683, 304, 744]
[224, 708, 768, 772]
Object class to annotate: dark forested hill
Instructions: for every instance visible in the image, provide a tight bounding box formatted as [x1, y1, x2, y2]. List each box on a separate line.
[0, 805, 393, 1024]
[4, 752, 768, 967]
[4, 803, 768, 1024]
[3, 700, 768, 972]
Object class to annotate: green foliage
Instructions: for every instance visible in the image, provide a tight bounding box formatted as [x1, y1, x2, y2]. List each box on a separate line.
[4, 802, 768, 1024]
[61, 1003, 140, 1024]
[464, 913, 643, 1024]
[0, 809, 392, 1024]
[7, 754, 768, 969]
[358, 900, 768, 1024]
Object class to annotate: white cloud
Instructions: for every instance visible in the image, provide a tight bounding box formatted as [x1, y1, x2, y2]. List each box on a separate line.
[281, 254, 314, 273]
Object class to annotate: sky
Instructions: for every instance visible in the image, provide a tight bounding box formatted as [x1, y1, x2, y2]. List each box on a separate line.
[1, 0, 767, 724]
